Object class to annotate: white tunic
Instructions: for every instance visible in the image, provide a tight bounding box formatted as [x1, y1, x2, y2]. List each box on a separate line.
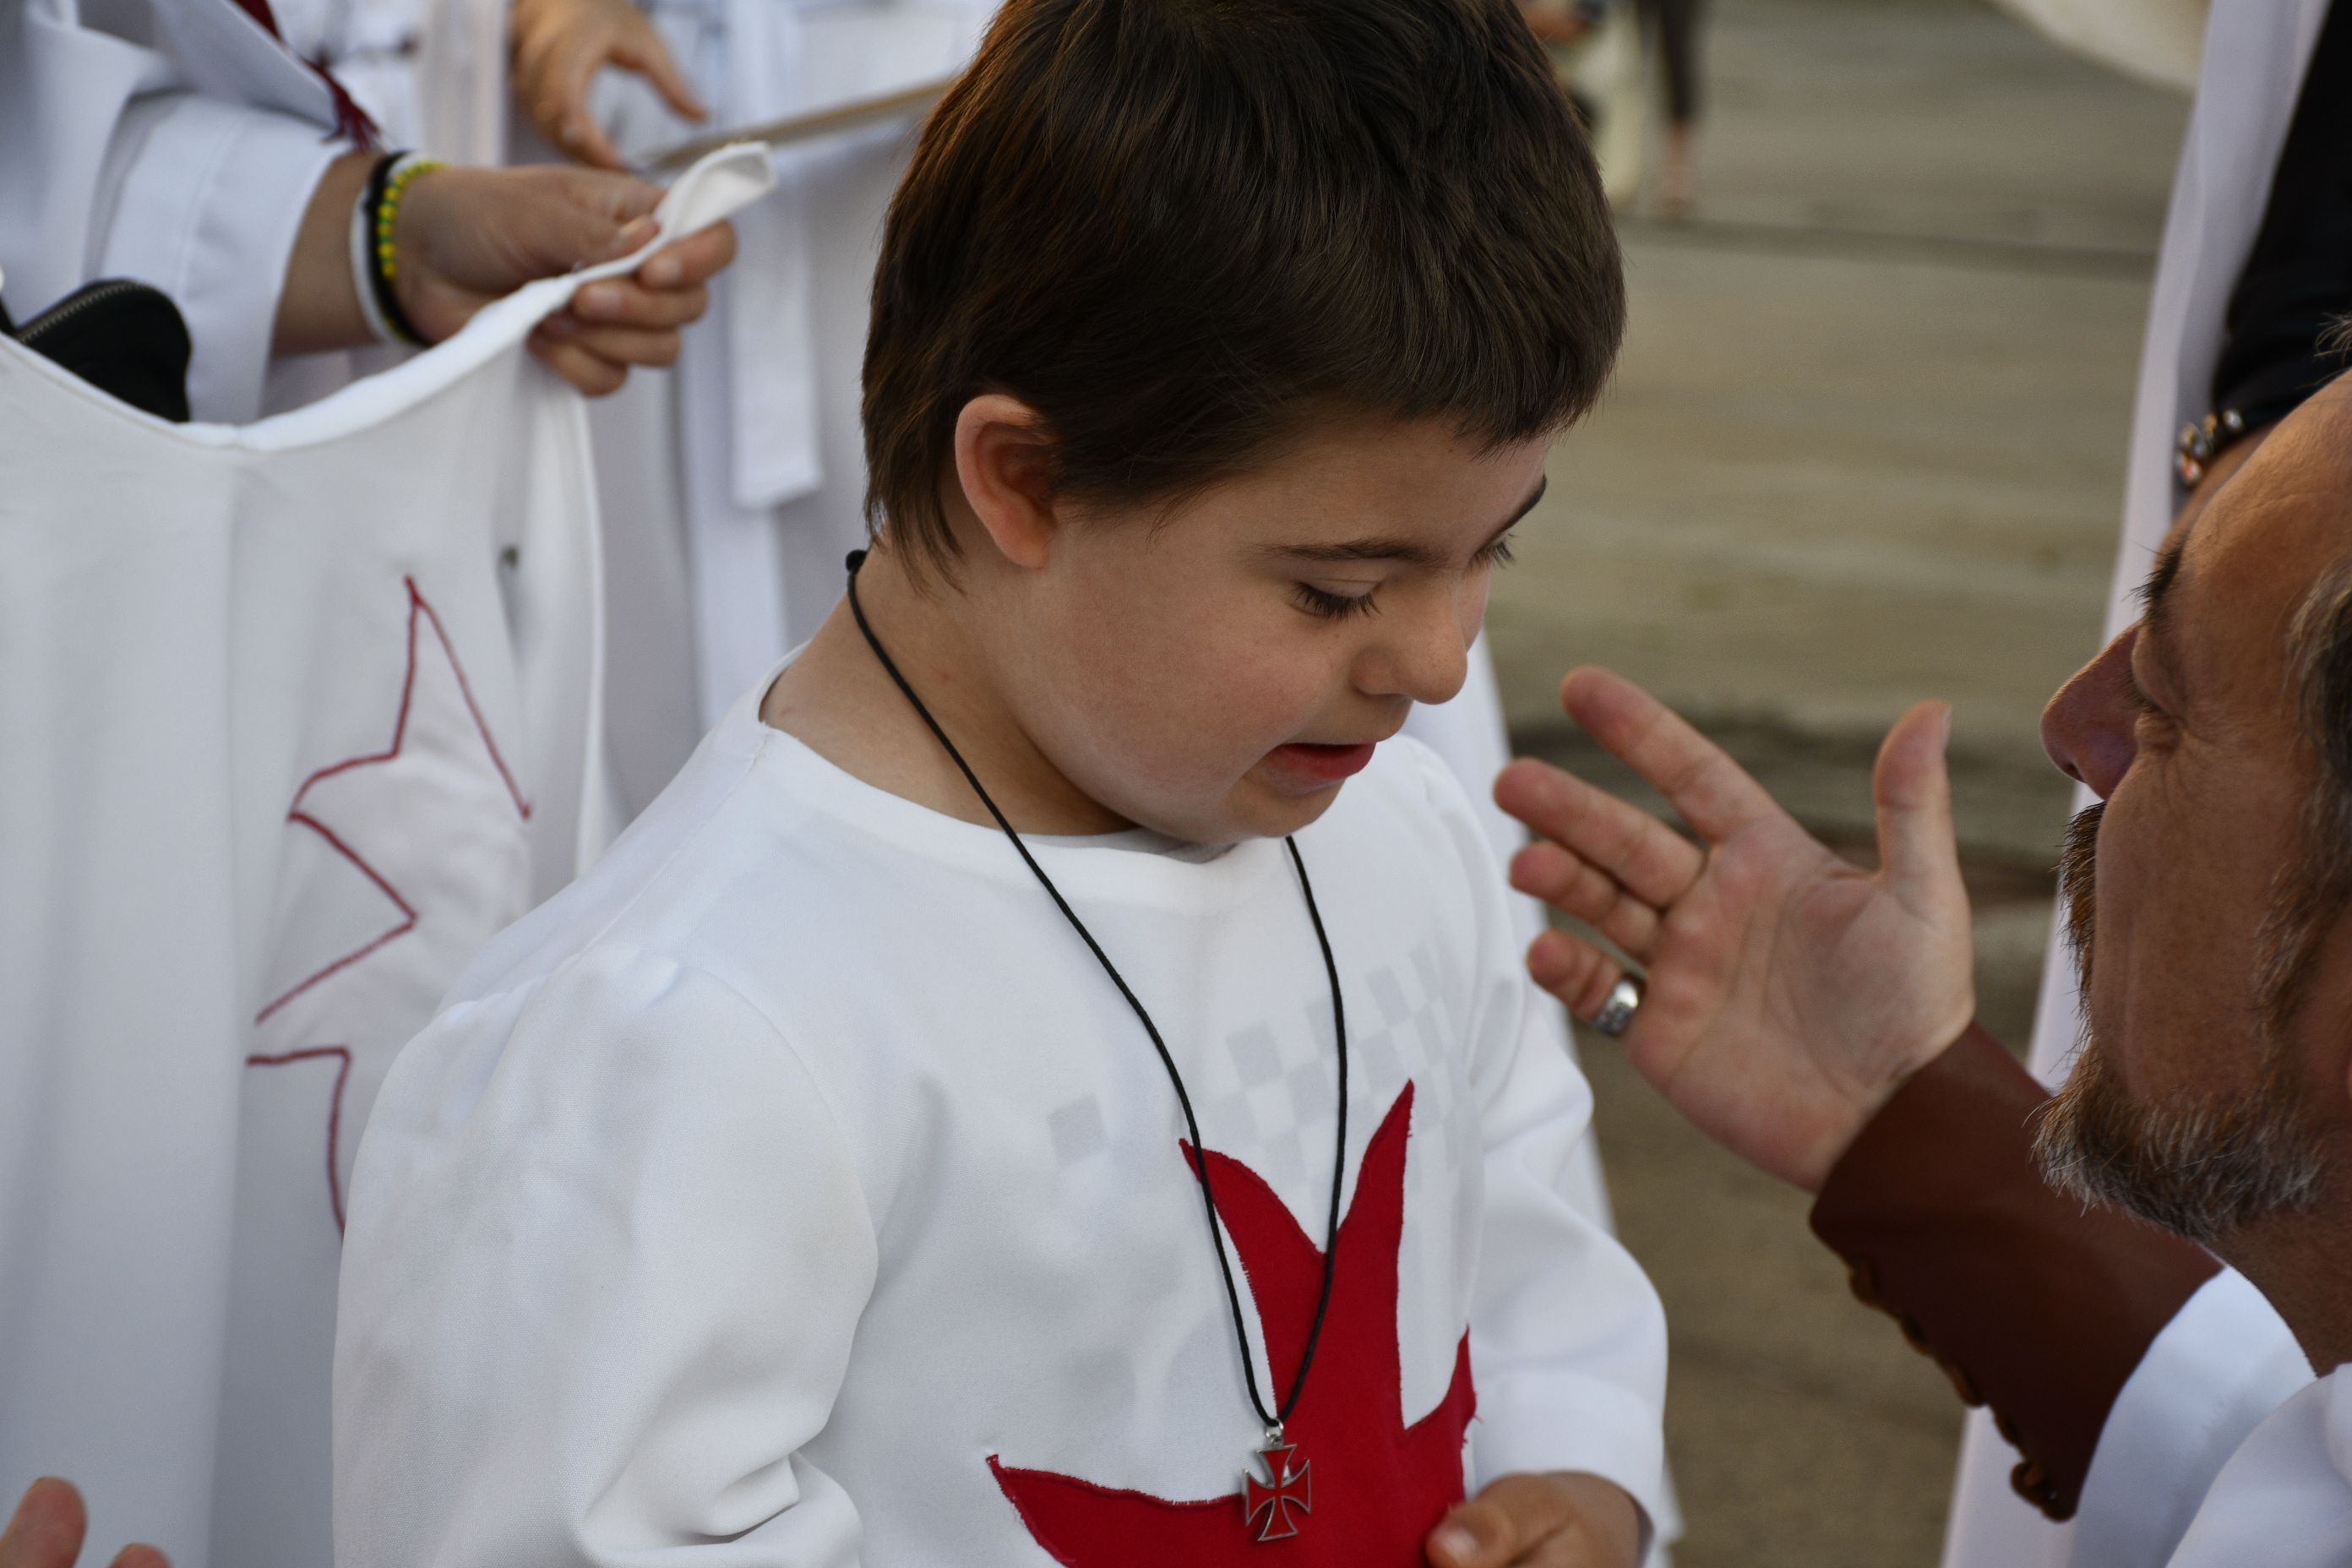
[0, 145, 770, 1568]
[333, 708, 1670, 1565]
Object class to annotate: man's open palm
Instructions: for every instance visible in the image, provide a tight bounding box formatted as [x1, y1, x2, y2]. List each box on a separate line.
[1494, 667, 1976, 1190]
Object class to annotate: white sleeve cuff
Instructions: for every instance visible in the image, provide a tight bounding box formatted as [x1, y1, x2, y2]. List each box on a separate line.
[1469, 1369, 1668, 1545]
[92, 92, 345, 422]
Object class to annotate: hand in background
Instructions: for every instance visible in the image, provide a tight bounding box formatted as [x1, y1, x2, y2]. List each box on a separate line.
[1427, 1472, 1641, 1567]
[1494, 667, 1975, 1193]
[395, 163, 738, 395]
[0, 1481, 166, 1568]
[509, 0, 707, 171]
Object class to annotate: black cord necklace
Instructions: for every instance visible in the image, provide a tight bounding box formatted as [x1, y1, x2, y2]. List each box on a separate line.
[844, 551, 1348, 1544]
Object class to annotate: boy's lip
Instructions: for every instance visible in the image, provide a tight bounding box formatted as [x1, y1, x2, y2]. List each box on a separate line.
[1265, 739, 1380, 787]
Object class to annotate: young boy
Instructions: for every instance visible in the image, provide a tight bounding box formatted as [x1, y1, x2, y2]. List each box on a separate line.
[332, 3, 1668, 1565]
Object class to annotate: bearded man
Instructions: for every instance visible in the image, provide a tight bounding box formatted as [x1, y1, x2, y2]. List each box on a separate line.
[1489, 371, 2352, 1564]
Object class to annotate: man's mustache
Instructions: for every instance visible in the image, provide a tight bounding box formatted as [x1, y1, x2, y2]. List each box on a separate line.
[2060, 802, 2103, 988]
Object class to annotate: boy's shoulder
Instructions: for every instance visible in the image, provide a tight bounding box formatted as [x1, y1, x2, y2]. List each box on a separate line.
[438, 703, 815, 1015]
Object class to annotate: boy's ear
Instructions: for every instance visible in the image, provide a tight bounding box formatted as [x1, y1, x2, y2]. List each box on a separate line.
[951, 394, 1061, 571]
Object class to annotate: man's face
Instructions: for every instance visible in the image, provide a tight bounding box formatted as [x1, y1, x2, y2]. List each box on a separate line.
[2034, 384, 2352, 1242]
[983, 418, 1552, 843]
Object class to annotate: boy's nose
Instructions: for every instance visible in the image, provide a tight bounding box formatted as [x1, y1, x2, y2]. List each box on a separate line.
[1364, 591, 1473, 707]
[2040, 625, 2140, 801]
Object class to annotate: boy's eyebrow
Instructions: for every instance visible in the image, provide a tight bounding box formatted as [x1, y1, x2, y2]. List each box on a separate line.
[1265, 476, 1549, 568]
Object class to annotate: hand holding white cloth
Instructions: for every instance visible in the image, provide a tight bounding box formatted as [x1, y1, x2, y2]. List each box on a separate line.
[0, 144, 773, 1568]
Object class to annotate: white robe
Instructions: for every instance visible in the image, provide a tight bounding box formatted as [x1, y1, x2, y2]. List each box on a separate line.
[0, 0, 354, 423]
[0, 143, 770, 1568]
[1941, 2, 2331, 1562]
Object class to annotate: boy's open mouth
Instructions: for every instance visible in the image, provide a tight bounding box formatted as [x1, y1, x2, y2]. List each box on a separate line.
[1266, 740, 1379, 787]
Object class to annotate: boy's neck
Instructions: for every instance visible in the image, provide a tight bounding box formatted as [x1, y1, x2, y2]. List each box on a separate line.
[759, 542, 1134, 836]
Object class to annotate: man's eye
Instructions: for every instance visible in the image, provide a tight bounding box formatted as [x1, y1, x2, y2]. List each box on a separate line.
[1293, 583, 1380, 621]
[1473, 532, 1518, 569]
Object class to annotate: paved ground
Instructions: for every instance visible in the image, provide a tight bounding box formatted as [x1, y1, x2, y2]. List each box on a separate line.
[1493, 2, 2189, 1560]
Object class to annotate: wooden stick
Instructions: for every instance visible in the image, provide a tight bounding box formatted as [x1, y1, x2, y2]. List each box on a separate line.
[641, 78, 955, 176]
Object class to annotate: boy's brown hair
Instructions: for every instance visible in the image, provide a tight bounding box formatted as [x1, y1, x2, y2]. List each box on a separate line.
[863, 0, 1623, 572]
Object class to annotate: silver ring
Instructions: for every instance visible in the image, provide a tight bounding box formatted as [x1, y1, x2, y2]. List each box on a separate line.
[1591, 976, 1644, 1038]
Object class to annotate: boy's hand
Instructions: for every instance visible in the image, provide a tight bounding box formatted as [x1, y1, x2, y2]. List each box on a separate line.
[1494, 667, 1975, 1193]
[509, 0, 707, 171]
[1427, 1472, 1642, 1567]
[0, 1479, 168, 1568]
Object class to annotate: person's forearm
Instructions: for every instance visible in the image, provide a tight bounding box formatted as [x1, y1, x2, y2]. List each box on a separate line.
[1808, 1025, 2220, 1521]
[271, 150, 374, 357]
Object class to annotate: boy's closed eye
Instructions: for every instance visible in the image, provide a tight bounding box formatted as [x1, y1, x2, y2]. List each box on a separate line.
[1288, 520, 1525, 622]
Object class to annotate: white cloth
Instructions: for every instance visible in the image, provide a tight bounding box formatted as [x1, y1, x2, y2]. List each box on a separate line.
[334, 709, 1670, 1565]
[2072, 1271, 2315, 1564]
[1941, 2, 2330, 1562]
[0, 145, 771, 1568]
[0, 0, 353, 423]
[580, 0, 992, 813]
[2166, 1368, 2352, 1565]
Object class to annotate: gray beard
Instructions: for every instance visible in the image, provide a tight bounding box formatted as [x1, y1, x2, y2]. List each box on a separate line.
[2029, 803, 2331, 1247]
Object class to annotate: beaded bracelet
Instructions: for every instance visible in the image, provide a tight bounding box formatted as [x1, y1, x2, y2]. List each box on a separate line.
[361, 152, 446, 347]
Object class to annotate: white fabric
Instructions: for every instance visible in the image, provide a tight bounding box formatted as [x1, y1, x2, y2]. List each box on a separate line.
[2072, 1271, 2314, 1564]
[0, 145, 772, 1568]
[582, 1, 993, 808]
[1942, 2, 2330, 1562]
[1984, 0, 2205, 91]
[0, 0, 351, 423]
[2165, 1369, 2352, 1565]
[334, 712, 1670, 1565]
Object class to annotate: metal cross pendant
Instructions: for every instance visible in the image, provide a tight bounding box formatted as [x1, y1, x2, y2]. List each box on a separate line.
[1244, 1431, 1312, 1543]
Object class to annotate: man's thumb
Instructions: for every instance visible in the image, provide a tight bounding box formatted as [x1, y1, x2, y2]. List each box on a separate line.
[1872, 700, 1963, 910]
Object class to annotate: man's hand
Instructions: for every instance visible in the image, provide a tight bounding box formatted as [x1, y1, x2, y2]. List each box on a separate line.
[510, 0, 707, 171]
[1494, 667, 1975, 1192]
[1426, 1472, 1640, 1567]
[0, 1480, 166, 1568]
[395, 163, 737, 396]
[275, 155, 737, 395]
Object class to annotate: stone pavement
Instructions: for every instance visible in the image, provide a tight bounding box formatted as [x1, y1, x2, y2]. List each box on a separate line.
[1490, 1, 2189, 1560]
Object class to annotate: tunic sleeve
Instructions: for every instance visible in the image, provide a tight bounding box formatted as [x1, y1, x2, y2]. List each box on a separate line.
[1403, 748, 1671, 1532]
[91, 90, 345, 422]
[334, 945, 879, 1568]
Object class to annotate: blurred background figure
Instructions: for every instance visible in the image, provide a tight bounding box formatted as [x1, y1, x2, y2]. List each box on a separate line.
[1523, 0, 1707, 214]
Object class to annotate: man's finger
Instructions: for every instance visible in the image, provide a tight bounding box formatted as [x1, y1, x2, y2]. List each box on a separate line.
[570, 278, 710, 331]
[548, 40, 630, 169]
[1508, 840, 1663, 962]
[107, 1547, 169, 1568]
[611, 31, 709, 121]
[1, 1479, 87, 1568]
[1560, 666, 1785, 842]
[527, 333, 630, 397]
[1527, 929, 1631, 1023]
[635, 221, 738, 290]
[549, 321, 682, 368]
[1494, 756, 1703, 909]
[1871, 699, 1963, 917]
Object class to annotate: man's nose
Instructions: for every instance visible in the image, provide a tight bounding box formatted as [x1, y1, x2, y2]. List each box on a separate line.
[2040, 625, 2141, 799]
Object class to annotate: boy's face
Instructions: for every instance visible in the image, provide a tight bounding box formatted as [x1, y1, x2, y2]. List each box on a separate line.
[989, 416, 1553, 843]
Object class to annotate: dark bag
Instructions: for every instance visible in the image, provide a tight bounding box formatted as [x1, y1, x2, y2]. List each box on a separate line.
[1, 278, 193, 422]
